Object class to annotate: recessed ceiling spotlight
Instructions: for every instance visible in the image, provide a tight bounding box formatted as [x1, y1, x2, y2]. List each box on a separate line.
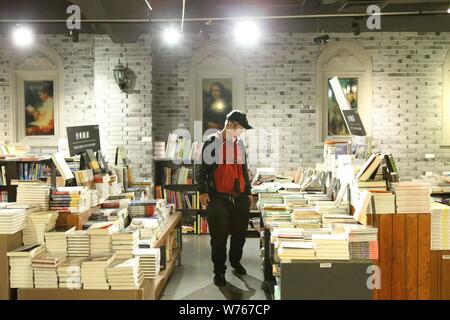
[234, 21, 260, 46]
[12, 25, 34, 47]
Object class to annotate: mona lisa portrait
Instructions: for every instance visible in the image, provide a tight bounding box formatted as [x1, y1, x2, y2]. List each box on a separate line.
[202, 79, 233, 132]
[24, 80, 55, 136]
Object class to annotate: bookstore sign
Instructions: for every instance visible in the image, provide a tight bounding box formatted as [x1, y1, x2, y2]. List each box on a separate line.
[66, 125, 101, 156]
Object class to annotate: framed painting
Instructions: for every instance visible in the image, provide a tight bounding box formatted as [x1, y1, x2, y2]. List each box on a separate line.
[15, 72, 61, 146]
[10, 43, 64, 147]
[202, 78, 233, 132]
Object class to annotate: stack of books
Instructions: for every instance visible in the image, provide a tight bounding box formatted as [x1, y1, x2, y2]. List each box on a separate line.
[392, 181, 431, 213]
[31, 253, 66, 288]
[109, 182, 123, 197]
[49, 186, 89, 214]
[302, 227, 332, 241]
[321, 213, 357, 229]
[81, 254, 115, 290]
[430, 202, 450, 250]
[67, 230, 90, 257]
[357, 180, 387, 191]
[370, 191, 396, 214]
[100, 208, 128, 229]
[0, 208, 28, 234]
[15, 181, 51, 210]
[133, 248, 161, 279]
[128, 200, 158, 217]
[344, 225, 379, 260]
[44, 226, 76, 256]
[90, 190, 99, 207]
[95, 182, 110, 202]
[106, 257, 144, 290]
[7, 244, 45, 288]
[88, 222, 119, 256]
[101, 199, 131, 209]
[262, 204, 293, 227]
[312, 234, 350, 260]
[112, 228, 139, 259]
[277, 241, 316, 260]
[291, 208, 321, 229]
[130, 218, 161, 240]
[282, 194, 308, 211]
[23, 211, 58, 246]
[57, 258, 85, 289]
[258, 193, 284, 208]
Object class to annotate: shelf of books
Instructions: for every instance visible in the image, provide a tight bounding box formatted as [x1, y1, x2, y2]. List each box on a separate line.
[154, 156, 209, 235]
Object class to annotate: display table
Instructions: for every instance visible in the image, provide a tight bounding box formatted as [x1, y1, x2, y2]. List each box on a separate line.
[17, 212, 182, 300]
[0, 232, 23, 300]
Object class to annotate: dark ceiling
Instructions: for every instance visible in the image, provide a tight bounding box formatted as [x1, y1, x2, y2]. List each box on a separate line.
[0, 0, 449, 42]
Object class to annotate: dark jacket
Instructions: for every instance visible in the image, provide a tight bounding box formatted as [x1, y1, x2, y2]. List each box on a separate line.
[195, 132, 251, 196]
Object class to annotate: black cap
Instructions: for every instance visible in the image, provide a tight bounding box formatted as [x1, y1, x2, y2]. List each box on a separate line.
[226, 110, 253, 129]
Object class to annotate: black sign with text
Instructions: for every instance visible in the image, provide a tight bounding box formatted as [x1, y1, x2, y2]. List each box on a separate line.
[66, 125, 101, 156]
[342, 110, 366, 136]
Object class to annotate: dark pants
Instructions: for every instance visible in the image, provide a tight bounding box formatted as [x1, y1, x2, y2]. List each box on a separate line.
[206, 193, 250, 275]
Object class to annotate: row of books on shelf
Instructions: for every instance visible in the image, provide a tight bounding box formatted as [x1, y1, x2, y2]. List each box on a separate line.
[182, 213, 209, 235]
[18, 163, 50, 181]
[160, 133, 203, 161]
[164, 190, 201, 210]
[162, 166, 193, 185]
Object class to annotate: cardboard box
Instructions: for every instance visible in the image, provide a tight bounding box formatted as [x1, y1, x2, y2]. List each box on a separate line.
[0, 231, 23, 300]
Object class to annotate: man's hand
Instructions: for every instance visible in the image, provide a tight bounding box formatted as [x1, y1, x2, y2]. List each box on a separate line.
[199, 193, 210, 209]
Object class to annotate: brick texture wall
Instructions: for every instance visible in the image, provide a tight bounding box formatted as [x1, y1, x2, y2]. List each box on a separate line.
[1, 31, 449, 181]
[0, 33, 152, 181]
[152, 32, 450, 180]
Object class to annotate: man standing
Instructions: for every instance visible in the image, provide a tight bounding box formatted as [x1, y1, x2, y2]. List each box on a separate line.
[196, 110, 253, 287]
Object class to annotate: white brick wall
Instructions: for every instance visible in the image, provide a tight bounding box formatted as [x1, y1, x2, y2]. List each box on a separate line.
[1, 31, 449, 182]
[152, 32, 450, 180]
[0, 33, 152, 181]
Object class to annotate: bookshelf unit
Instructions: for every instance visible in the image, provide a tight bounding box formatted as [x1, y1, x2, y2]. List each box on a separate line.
[0, 158, 57, 202]
[154, 159, 208, 235]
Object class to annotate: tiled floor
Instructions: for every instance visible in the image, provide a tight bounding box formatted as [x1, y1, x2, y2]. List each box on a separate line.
[161, 235, 269, 300]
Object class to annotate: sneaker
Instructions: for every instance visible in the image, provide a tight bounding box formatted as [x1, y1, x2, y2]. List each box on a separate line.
[214, 274, 226, 287]
[231, 263, 247, 275]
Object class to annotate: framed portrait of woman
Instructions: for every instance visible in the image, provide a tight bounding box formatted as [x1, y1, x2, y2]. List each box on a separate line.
[10, 44, 64, 147]
[202, 79, 233, 132]
[327, 77, 358, 136]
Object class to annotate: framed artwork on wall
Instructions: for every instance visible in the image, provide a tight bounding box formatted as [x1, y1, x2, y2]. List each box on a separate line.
[189, 40, 245, 139]
[24, 80, 55, 136]
[9, 43, 64, 147]
[315, 41, 372, 143]
[202, 78, 233, 132]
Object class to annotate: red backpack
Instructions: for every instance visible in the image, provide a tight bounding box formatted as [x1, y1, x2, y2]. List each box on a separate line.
[213, 140, 245, 195]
